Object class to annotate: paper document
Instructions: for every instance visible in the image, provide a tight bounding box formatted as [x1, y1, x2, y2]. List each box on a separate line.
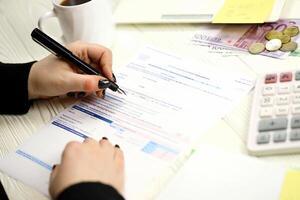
[0, 47, 254, 199]
[157, 145, 287, 200]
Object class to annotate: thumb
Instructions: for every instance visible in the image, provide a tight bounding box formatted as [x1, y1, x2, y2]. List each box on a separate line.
[49, 164, 60, 198]
[65, 73, 104, 93]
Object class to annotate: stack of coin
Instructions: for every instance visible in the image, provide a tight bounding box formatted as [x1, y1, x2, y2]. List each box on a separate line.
[248, 26, 299, 55]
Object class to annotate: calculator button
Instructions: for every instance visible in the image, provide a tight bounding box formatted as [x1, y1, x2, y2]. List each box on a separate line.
[292, 106, 300, 114]
[294, 83, 300, 93]
[265, 74, 277, 84]
[295, 71, 300, 81]
[276, 95, 290, 105]
[260, 108, 273, 117]
[293, 95, 300, 104]
[257, 132, 271, 144]
[276, 106, 289, 116]
[258, 118, 288, 132]
[290, 129, 300, 141]
[273, 131, 287, 143]
[261, 96, 274, 106]
[277, 84, 290, 94]
[280, 72, 292, 82]
[291, 116, 300, 128]
[262, 85, 276, 95]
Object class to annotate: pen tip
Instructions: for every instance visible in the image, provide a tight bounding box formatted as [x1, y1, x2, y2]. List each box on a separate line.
[118, 88, 127, 95]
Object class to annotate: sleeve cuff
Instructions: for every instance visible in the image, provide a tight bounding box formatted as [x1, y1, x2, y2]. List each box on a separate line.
[57, 182, 125, 200]
[0, 62, 35, 114]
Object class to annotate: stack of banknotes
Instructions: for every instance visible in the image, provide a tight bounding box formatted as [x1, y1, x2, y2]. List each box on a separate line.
[192, 19, 300, 59]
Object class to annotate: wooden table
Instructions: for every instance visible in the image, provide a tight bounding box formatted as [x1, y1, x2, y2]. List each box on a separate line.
[1, 0, 300, 199]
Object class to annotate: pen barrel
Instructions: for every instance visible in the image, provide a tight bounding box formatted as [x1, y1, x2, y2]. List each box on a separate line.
[66, 53, 100, 75]
[31, 28, 101, 76]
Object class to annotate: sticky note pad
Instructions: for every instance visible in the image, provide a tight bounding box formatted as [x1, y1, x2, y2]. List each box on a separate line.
[280, 169, 300, 200]
[212, 0, 275, 24]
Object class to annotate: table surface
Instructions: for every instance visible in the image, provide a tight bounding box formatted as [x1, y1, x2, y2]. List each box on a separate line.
[2, 0, 300, 199]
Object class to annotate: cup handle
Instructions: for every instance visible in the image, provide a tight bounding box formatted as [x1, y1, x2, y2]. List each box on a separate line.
[38, 11, 66, 44]
[38, 11, 56, 31]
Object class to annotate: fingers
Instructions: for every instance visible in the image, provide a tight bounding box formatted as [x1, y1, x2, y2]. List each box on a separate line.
[68, 41, 113, 81]
[49, 163, 61, 197]
[99, 138, 124, 166]
[97, 49, 113, 81]
[62, 41, 114, 97]
[83, 137, 99, 145]
[99, 138, 123, 160]
[114, 145, 124, 168]
[67, 92, 88, 98]
[65, 73, 107, 94]
[62, 138, 123, 166]
[99, 137, 114, 152]
[96, 90, 105, 98]
[61, 141, 82, 161]
[86, 44, 113, 80]
[84, 137, 115, 150]
[113, 143, 125, 195]
[50, 164, 60, 183]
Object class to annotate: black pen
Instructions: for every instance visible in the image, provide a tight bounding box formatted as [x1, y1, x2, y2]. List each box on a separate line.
[31, 28, 126, 95]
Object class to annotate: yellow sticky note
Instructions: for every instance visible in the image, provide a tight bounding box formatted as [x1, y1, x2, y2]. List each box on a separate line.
[280, 170, 300, 200]
[212, 0, 275, 24]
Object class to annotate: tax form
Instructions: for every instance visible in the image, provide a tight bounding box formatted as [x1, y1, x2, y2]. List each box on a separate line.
[0, 47, 254, 199]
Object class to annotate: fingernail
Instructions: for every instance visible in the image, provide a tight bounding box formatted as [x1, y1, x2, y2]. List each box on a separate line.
[77, 92, 86, 98]
[52, 165, 56, 170]
[98, 79, 111, 89]
[108, 81, 119, 92]
[102, 137, 108, 140]
[112, 73, 117, 83]
[67, 92, 75, 97]
[115, 144, 120, 148]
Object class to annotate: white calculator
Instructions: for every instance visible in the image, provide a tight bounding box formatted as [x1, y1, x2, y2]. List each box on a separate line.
[247, 70, 300, 156]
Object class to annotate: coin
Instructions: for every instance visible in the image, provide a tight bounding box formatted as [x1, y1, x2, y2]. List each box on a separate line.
[265, 30, 283, 40]
[283, 26, 299, 37]
[278, 34, 291, 44]
[280, 41, 298, 52]
[265, 39, 282, 51]
[248, 42, 265, 54]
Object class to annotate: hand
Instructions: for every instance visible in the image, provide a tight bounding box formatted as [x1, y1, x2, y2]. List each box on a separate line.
[49, 138, 125, 199]
[28, 41, 114, 99]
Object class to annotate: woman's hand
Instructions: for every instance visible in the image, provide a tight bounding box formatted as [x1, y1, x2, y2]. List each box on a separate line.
[49, 137, 125, 199]
[28, 41, 114, 99]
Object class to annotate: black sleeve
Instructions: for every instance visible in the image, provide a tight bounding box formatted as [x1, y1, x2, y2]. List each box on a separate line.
[0, 62, 35, 114]
[57, 182, 125, 200]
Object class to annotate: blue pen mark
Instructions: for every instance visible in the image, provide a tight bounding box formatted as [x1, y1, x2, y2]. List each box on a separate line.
[52, 121, 88, 139]
[72, 105, 113, 124]
[16, 150, 52, 171]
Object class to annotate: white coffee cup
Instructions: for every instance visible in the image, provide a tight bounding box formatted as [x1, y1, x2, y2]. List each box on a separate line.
[38, 0, 114, 47]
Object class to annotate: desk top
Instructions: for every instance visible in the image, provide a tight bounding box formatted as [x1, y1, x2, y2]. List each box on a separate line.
[1, 0, 300, 200]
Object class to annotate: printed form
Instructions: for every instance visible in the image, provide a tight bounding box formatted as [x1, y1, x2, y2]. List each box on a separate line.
[0, 47, 254, 199]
